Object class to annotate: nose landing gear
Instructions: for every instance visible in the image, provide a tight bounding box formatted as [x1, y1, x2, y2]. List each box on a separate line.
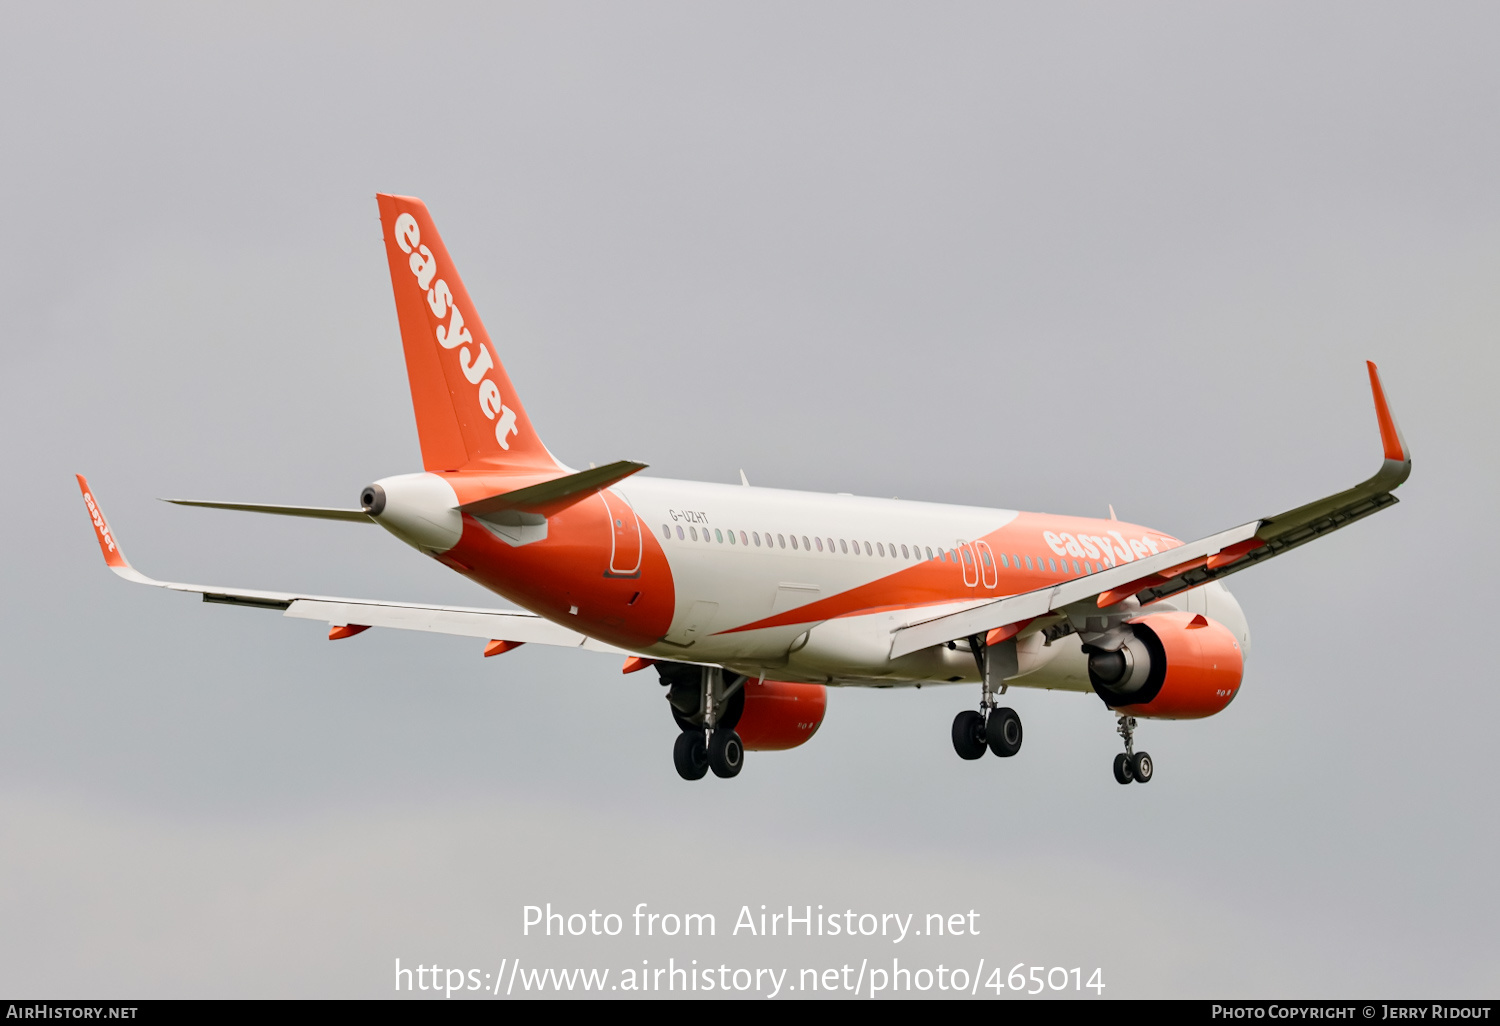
[1112, 715, 1153, 784]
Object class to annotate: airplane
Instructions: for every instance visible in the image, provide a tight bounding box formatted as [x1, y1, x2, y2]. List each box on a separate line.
[77, 194, 1412, 785]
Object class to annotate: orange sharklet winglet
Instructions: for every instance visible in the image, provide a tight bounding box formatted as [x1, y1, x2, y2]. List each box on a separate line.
[621, 656, 655, 674]
[484, 639, 524, 657]
[76, 474, 130, 570]
[328, 624, 371, 640]
[1366, 361, 1407, 463]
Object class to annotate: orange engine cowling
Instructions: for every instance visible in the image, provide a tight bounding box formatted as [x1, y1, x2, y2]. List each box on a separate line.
[1085, 611, 1244, 720]
[734, 681, 827, 751]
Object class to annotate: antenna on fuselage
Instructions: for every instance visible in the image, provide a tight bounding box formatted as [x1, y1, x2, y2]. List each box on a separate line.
[740, 469, 750, 487]
[1108, 504, 1118, 521]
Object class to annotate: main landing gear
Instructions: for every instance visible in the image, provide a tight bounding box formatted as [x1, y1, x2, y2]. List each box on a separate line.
[951, 706, 1023, 760]
[951, 633, 1023, 762]
[1112, 715, 1153, 785]
[664, 664, 745, 782]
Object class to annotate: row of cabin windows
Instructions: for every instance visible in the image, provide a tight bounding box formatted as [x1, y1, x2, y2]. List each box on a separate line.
[659, 523, 1106, 576]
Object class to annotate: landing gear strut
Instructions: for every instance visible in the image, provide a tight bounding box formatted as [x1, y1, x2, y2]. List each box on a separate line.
[1112, 715, 1153, 785]
[950, 634, 1023, 762]
[668, 665, 745, 781]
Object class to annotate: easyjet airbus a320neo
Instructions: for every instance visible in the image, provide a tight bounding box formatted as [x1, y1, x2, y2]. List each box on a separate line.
[78, 195, 1412, 784]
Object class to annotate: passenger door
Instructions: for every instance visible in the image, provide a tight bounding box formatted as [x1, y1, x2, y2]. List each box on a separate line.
[599, 489, 642, 577]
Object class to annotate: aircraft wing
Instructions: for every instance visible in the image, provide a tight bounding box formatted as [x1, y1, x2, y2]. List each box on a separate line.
[889, 362, 1411, 659]
[76, 475, 631, 656]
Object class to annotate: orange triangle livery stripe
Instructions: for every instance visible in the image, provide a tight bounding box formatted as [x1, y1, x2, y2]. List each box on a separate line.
[717, 513, 1184, 635]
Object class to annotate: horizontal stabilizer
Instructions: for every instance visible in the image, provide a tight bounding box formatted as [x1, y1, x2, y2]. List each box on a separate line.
[162, 499, 373, 523]
[459, 460, 647, 517]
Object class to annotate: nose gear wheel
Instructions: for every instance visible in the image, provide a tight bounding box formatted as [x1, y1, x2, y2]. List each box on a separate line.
[1113, 715, 1153, 785]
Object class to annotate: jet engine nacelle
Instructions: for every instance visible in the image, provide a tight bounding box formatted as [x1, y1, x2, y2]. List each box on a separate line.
[1085, 610, 1244, 719]
[735, 680, 827, 751]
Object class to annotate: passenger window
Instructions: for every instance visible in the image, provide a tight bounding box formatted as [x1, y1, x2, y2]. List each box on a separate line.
[676, 525, 685, 540]
[999, 553, 1008, 568]
[690, 527, 698, 541]
[981, 550, 992, 568]
[778, 534, 786, 548]
[876, 543, 885, 557]
[901, 544, 909, 559]
[1024, 555, 1032, 570]
[1072, 559, 1080, 574]
[662, 525, 670, 539]
[963, 549, 973, 566]
[790, 535, 799, 550]
[925, 546, 933, 560]
[728, 530, 736, 545]
[888, 542, 897, 557]
[863, 541, 872, 556]
[826, 538, 835, 552]
[1048, 557, 1056, 572]
[753, 532, 761, 547]
[839, 539, 848, 554]
[739, 531, 748, 545]
[715, 529, 723, 543]
[803, 536, 811, 551]
[815, 537, 824, 551]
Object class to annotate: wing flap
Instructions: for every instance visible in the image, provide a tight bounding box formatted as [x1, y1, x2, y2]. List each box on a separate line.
[282, 598, 626, 652]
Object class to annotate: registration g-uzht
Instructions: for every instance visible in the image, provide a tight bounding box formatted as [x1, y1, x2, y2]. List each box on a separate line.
[523, 904, 715, 937]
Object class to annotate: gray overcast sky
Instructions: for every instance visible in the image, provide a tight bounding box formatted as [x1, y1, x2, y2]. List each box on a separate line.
[1, 1, 1496, 998]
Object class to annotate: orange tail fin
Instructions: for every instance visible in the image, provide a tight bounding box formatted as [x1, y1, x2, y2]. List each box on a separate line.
[376, 194, 559, 473]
